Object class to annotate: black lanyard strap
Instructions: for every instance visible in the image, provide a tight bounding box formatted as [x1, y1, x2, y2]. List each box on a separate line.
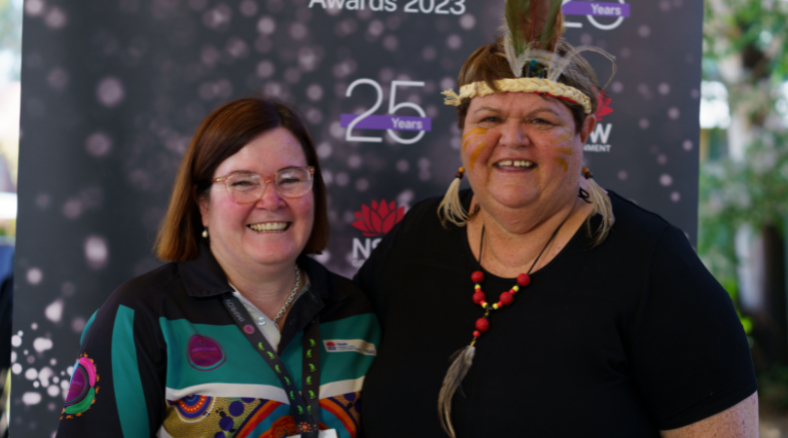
[221, 293, 321, 437]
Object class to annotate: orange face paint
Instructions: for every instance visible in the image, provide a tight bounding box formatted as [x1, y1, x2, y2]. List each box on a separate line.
[553, 157, 568, 172]
[554, 147, 573, 155]
[554, 129, 574, 144]
[462, 127, 487, 153]
[469, 142, 489, 170]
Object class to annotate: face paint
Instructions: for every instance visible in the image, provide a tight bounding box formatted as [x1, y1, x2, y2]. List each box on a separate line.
[462, 127, 487, 153]
[553, 127, 574, 144]
[552, 129, 574, 172]
[469, 142, 489, 170]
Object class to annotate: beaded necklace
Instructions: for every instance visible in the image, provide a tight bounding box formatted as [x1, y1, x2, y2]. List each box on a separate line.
[438, 216, 569, 437]
[469, 221, 565, 345]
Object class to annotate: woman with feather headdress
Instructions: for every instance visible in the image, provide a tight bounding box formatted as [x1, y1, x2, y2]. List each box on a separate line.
[353, 0, 758, 436]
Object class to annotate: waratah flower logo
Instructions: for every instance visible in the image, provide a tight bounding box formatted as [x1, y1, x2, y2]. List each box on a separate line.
[595, 90, 614, 121]
[352, 199, 405, 237]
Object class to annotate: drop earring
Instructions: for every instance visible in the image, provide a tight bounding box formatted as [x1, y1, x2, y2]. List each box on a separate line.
[437, 167, 467, 228]
[202, 228, 209, 239]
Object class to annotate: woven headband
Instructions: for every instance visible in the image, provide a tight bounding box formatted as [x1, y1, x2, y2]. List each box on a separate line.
[442, 78, 592, 114]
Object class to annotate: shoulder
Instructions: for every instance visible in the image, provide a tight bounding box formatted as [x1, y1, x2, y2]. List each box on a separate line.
[582, 191, 699, 274]
[608, 191, 672, 235]
[320, 264, 366, 301]
[79, 263, 180, 350]
[391, 191, 464, 240]
[398, 194, 444, 230]
[106, 262, 182, 310]
[303, 256, 375, 316]
[604, 191, 678, 248]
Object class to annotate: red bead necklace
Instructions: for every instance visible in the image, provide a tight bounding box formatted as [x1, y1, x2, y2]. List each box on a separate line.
[470, 221, 565, 343]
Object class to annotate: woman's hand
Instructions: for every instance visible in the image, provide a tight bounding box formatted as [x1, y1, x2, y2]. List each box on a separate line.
[660, 391, 758, 438]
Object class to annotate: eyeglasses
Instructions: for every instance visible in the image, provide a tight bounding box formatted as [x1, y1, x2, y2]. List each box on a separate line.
[211, 166, 315, 203]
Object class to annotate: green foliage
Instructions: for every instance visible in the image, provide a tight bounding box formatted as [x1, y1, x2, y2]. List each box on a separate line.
[699, 131, 788, 333]
[699, 0, 788, 338]
[704, 0, 788, 81]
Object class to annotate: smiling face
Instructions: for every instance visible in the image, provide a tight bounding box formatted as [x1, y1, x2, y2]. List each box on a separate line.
[198, 127, 315, 273]
[462, 92, 595, 219]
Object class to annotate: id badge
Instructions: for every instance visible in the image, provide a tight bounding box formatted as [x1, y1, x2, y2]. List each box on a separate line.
[287, 429, 338, 438]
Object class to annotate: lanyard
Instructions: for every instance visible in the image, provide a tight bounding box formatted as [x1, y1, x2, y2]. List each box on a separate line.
[221, 293, 321, 437]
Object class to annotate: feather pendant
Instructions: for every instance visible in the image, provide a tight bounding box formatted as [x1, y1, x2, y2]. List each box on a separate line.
[502, 0, 565, 77]
[438, 345, 476, 438]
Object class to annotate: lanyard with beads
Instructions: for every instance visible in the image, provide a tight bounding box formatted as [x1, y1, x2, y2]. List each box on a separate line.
[221, 293, 321, 437]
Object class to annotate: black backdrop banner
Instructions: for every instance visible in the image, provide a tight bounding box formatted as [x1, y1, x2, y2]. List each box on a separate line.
[12, 0, 702, 435]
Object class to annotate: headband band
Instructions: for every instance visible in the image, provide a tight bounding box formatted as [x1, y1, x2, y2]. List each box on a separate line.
[442, 77, 592, 114]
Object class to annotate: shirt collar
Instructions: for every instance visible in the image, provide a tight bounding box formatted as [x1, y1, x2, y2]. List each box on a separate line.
[177, 241, 347, 302]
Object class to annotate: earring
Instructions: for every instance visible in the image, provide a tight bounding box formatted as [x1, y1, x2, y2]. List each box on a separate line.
[202, 228, 209, 238]
[437, 167, 467, 227]
[582, 167, 594, 179]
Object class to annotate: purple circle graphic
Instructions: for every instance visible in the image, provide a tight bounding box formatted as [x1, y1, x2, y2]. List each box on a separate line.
[243, 325, 255, 334]
[219, 416, 234, 431]
[65, 367, 88, 404]
[187, 334, 226, 371]
[229, 400, 244, 417]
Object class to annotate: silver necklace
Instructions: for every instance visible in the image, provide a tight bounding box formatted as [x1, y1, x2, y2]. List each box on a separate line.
[272, 265, 300, 324]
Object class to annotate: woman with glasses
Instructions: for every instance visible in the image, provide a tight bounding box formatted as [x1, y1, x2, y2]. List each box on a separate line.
[56, 97, 378, 438]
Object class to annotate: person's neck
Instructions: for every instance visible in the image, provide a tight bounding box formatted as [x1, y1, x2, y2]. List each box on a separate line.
[211, 246, 299, 319]
[467, 194, 593, 278]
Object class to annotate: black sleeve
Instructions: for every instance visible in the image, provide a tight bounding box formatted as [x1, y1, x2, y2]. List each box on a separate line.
[628, 225, 757, 430]
[353, 219, 404, 321]
[56, 288, 167, 438]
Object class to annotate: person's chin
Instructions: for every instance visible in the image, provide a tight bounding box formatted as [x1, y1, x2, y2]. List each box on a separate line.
[246, 249, 299, 267]
[484, 188, 539, 210]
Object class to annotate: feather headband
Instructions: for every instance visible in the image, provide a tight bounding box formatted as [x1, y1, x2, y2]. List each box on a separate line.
[441, 0, 615, 115]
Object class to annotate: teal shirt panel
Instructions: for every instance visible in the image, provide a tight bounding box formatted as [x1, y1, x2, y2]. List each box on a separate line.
[159, 318, 278, 389]
[112, 305, 150, 438]
[160, 312, 380, 392]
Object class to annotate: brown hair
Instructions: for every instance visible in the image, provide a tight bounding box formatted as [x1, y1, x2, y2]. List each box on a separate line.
[454, 38, 599, 132]
[155, 97, 329, 262]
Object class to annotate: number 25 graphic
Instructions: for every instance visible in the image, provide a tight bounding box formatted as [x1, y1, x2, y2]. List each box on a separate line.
[345, 78, 427, 145]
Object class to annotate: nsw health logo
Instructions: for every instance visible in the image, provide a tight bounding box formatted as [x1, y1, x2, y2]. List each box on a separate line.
[324, 339, 377, 356]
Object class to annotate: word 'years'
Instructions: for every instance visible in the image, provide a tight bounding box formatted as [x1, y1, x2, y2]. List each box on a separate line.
[309, 0, 466, 15]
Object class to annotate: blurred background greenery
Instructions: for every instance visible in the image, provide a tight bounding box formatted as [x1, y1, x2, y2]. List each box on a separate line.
[700, 0, 788, 433]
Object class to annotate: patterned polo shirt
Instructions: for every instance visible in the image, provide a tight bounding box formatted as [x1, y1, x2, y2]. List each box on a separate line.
[55, 244, 380, 438]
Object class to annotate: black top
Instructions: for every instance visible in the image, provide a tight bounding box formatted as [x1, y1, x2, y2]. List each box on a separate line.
[355, 190, 756, 438]
[56, 242, 380, 438]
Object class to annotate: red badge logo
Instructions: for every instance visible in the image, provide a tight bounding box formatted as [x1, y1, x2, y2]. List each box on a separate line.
[595, 90, 613, 121]
[352, 199, 405, 237]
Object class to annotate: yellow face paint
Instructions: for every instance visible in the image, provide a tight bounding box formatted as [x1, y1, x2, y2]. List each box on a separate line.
[554, 147, 573, 155]
[554, 129, 574, 144]
[553, 157, 568, 172]
[462, 127, 487, 153]
[469, 142, 489, 170]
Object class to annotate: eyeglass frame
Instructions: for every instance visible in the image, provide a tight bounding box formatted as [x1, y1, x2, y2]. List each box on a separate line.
[210, 166, 316, 202]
